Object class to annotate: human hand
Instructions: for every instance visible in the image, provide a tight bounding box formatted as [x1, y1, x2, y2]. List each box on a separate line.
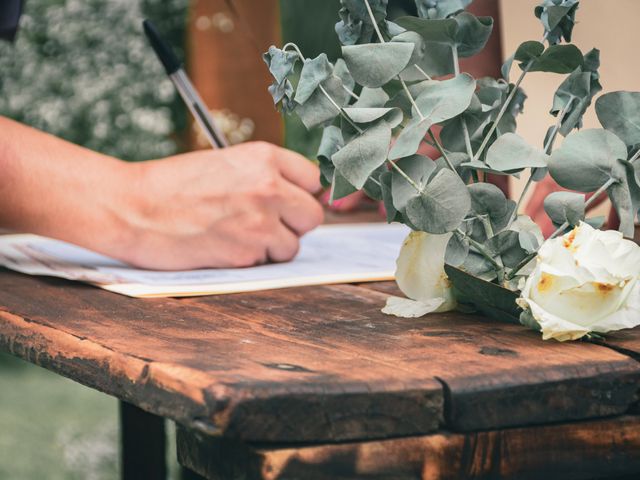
[116, 142, 323, 270]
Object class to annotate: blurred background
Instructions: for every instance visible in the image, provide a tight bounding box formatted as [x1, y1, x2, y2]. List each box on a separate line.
[0, 0, 639, 478]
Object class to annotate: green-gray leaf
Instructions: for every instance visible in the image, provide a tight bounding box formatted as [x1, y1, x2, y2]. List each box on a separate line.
[317, 125, 344, 186]
[330, 168, 358, 203]
[332, 121, 392, 189]
[405, 169, 471, 233]
[388, 117, 432, 160]
[294, 54, 334, 104]
[354, 87, 390, 108]
[548, 129, 628, 192]
[528, 44, 583, 73]
[535, 0, 579, 45]
[467, 182, 516, 233]
[391, 155, 437, 211]
[342, 42, 415, 88]
[595, 91, 640, 148]
[414, 74, 476, 122]
[485, 133, 548, 172]
[416, 0, 472, 19]
[263, 46, 298, 84]
[543, 191, 585, 226]
[296, 76, 349, 130]
[343, 107, 403, 128]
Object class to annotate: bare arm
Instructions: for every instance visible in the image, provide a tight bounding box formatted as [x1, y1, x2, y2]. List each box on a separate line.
[0, 117, 323, 269]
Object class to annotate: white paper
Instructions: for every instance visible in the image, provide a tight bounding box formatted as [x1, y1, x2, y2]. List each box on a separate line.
[0, 223, 409, 298]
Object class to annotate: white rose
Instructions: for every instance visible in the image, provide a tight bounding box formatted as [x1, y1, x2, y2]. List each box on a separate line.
[382, 231, 456, 318]
[518, 222, 640, 341]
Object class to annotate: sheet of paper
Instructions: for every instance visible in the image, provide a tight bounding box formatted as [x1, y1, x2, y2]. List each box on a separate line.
[0, 223, 409, 298]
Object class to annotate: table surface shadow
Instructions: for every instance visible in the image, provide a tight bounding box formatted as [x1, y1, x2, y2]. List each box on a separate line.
[1, 266, 640, 445]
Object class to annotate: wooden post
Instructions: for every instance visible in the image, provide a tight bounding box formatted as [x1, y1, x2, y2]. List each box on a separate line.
[119, 400, 167, 480]
[186, 0, 283, 149]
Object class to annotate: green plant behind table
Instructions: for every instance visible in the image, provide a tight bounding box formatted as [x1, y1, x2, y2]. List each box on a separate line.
[264, 0, 640, 339]
[0, 0, 188, 161]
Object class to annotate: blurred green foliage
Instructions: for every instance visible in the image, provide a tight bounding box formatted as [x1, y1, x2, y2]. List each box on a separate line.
[0, 0, 188, 161]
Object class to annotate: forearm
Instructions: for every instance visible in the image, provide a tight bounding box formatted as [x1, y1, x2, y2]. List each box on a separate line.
[0, 116, 138, 254]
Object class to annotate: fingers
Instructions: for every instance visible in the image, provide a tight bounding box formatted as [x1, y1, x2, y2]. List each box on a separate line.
[271, 146, 322, 194]
[266, 222, 300, 263]
[276, 180, 324, 236]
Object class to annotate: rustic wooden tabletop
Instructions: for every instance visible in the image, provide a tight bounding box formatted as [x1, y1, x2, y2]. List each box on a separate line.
[1, 266, 639, 479]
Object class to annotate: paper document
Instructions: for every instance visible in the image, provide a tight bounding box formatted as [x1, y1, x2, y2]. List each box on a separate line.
[0, 223, 409, 298]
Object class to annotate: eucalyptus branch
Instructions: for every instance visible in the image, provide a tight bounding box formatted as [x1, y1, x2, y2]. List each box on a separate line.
[415, 64, 432, 81]
[479, 215, 505, 281]
[456, 228, 502, 271]
[451, 45, 476, 164]
[364, 0, 385, 43]
[388, 160, 423, 193]
[473, 61, 532, 162]
[282, 43, 364, 134]
[508, 98, 576, 226]
[362, 0, 460, 180]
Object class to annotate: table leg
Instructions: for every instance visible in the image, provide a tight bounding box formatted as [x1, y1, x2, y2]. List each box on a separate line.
[181, 466, 207, 480]
[119, 400, 167, 480]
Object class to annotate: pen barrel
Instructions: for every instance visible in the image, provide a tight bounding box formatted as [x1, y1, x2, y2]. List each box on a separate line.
[171, 70, 229, 149]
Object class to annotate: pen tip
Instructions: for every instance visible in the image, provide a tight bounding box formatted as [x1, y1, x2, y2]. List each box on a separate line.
[142, 19, 182, 75]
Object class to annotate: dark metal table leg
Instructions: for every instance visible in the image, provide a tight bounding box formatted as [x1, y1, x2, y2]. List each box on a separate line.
[181, 466, 207, 480]
[119, 400, 167, 480]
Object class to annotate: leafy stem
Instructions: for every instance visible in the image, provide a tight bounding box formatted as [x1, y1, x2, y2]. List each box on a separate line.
[451, 45, 476, 165]
[508, 97, 576, 226]
[456, 228, 502, 271]
[364, 0, 385, 43]
[473, 61, 532, 163]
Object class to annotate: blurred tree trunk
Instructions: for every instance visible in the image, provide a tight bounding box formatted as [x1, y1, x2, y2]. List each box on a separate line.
[186, 0, 282, 149]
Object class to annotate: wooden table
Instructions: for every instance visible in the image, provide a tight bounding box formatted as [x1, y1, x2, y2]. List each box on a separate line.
[1, 266, 640, 479]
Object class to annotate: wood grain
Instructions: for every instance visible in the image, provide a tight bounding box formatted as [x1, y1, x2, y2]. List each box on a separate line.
[176, 415, 640, 480]
[0, 269, 639, 442]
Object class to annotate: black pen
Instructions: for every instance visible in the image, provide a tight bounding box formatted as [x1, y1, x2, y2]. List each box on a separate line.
[143, 19, 228, 149]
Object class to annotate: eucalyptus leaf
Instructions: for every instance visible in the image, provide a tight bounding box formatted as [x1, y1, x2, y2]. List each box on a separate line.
[405, 169, 471, 233]
[296, 76, 349, 130]
[486, 231, 528, 269]
[388, 117, 432, 160]
[510, 215, 544, 254]
[467, 182, 516, 233]
[354, 87, 390, 107]
[391, 155, 437, 211]
[485, 133, 548, 172]
[454, 13, 493, 57]
[330, 168, 358, 203]
[396, 12, 492, 58]
[342, 42, 415, 88]
[263, 46, 298, 84]
[535, 0, 579, 45]
[460, 251, 498, 281]
[267, 79, 296, 113]
[548, 128, 628, 192]
[445, 231, 470, 267]
[391, 31, 426, 70]
[414, 73, 476, 122]
[551, 48, 602, 136]
[363, 164, 388, 201]
[528, 44, 583, 73]
[595, 91, 640, 148]
[543, 191, 585, 226]
[608, 159, 640, 238]
[335, 0, 389, 46]
[514, 41, 545, 64]
[332, 120, 392, 189]
[294, 54, 334, 104]
[343, 107, 403, 128]
[416, 0, 472, 19]
[317, 125, 344, 186]
[401, 41, 454, 79]
[333, 58, 356, 92]
[380, 171, 402, 223]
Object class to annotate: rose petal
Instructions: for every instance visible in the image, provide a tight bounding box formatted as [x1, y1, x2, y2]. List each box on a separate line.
[382, 295, 446, 318]
[395, 231, 456, 312]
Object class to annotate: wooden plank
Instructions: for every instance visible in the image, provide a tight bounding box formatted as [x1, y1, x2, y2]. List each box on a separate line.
[1, 269, 639, 442]
[176, 415, 640, 480]
[0, 270, 442, 442]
